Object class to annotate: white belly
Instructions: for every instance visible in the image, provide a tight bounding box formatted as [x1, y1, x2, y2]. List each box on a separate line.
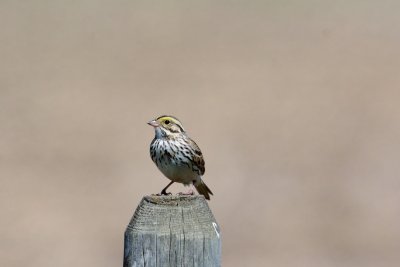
[157, 162, 198, 184]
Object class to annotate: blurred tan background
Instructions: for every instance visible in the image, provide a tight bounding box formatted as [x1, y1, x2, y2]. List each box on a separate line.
[1, 1, 400, 266]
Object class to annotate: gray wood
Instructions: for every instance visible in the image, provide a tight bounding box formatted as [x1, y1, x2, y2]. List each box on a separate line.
[124, 195, 221, 267]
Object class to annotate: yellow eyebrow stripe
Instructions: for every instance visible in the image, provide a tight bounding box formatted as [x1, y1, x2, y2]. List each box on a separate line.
[157, 116, 180, 124]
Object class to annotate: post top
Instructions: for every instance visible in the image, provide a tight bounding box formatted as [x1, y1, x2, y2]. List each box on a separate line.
[126, 194, 219, 236]
[124, 195, 221, 266]
[143, 194, 206, 206]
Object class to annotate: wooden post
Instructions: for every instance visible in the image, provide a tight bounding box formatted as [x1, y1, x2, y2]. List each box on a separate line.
[123, 195, 221, 267]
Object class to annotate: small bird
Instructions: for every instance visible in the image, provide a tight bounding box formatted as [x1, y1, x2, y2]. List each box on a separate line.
[148, 115, 213, 200]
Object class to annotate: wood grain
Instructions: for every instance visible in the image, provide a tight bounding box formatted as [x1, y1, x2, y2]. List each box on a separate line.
[124, 195, 221, 267]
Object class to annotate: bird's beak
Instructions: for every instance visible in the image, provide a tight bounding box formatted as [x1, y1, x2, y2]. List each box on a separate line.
[147, 120, 159, 127]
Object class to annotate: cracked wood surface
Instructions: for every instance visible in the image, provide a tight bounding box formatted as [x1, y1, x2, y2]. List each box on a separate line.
[124, 195, 221, 267]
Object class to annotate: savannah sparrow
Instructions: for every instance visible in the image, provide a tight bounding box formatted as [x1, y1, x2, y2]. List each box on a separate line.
[148, 115, 213, 200]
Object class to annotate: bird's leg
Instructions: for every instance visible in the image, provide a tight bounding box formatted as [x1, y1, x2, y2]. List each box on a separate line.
[178, 190, 194, 196]
[159, 181, 174, 195]
[178, 184, 195, 196]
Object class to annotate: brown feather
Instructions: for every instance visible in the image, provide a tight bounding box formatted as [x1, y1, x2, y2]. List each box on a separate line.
[186, 137, 205, 175]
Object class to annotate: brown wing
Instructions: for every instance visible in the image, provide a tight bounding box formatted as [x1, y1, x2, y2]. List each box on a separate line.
[187, 138, 205, 176]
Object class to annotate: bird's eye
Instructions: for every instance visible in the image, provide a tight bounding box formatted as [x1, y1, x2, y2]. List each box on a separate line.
[165, 120, 170, 125]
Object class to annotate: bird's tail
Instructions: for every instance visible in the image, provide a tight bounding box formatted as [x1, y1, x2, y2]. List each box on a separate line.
[194, 179, 213, 200]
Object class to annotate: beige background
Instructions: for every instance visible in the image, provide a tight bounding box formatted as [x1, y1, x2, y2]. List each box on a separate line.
[1, 1, 400, 266]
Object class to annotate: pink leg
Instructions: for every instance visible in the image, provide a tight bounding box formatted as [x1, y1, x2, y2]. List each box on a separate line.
[178, 185, 195, 196]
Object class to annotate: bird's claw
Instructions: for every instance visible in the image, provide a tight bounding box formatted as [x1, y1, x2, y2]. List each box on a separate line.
[178, 189, 195, 196]
[157, 191, 172, 196]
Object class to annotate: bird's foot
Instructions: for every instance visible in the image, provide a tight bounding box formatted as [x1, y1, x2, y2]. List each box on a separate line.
[157, 190, 172, 196]
[178, 189, 195, 196]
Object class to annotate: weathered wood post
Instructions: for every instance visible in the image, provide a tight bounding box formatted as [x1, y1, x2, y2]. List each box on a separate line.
[123, 195, 221, 267]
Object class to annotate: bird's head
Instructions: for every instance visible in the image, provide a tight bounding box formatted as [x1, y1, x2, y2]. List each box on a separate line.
[148, 115, 185, 138]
